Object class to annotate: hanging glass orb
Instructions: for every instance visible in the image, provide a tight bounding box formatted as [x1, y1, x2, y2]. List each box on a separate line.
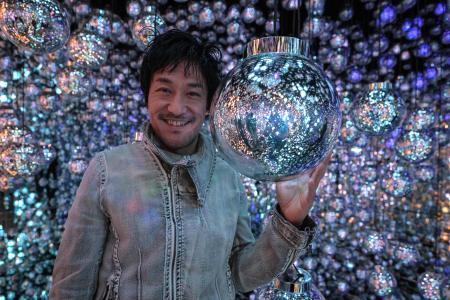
[0, 105, 19, 128]
[199, 6, 215, 28]
[126, 1, 141, 18]
[351, 82, 406, 136]
[131, 6, 166, 51]
[56, 68, 93, 97]
[67, 30, 109, 69]
[302, 17, 324, 38]
[415, 163, 435, 182]
[210, 36, 340, 181]
[417, 272, 444, 300]
[368, 265, 397, 297]
[304, 0, 325, 16]
[360, 163, 378, 182]
[0, 173, 12, 191]
[34, 143, 56, 166]
[395, 130, 435, 163]
[363, 231, 387, 254]
[339, 118, 360, 144]
[68, 146, 88, 174]
[0, 144, 39, 177]
[393, 242, 421, 266]
[82, 9, 125, 43]
[0, 0, 70, 52]
[0, 125, 33, 149]
[256, 267, 325, 300]
[381, 163, 412, 197]
[281, 0, 302, 11]
[404, 108, 436, 131]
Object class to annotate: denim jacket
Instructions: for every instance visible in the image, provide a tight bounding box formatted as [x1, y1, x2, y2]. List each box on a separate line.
[49, 122, 316, 300]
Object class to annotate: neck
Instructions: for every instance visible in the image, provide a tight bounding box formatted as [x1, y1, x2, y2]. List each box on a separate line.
[165, 137, 199, 155]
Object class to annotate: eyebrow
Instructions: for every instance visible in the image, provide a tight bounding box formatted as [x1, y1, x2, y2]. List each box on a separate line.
[154, 77, 204, 89]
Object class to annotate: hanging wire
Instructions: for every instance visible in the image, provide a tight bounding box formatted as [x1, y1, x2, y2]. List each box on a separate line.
[308, 0, 312, 45]
[433, 7, 444, 271]
[21, 56, 25, 149]
[274, 0, 279, 35]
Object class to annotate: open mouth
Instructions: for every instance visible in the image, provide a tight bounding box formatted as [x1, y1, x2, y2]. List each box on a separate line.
[164, 119, 190, 127]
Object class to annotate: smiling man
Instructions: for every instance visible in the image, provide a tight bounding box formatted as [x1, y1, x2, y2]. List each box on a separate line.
[49, 30, 330, 300]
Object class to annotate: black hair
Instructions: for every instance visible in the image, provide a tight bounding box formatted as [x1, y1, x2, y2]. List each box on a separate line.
[140, 30, 222, 109]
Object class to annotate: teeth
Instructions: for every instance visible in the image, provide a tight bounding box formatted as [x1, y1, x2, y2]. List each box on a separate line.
[166, 120, 188, 127]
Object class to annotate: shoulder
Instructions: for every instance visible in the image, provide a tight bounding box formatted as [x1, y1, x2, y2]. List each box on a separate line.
[96, 142, 152, 171]
[100, 142, 145, 160]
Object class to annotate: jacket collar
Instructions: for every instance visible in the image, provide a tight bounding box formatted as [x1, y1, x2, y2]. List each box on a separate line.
[142, 121, 216, 206]
[142, 121, 207, 167]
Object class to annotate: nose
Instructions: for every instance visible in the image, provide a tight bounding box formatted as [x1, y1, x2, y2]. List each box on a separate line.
[167, 92, 187, 115]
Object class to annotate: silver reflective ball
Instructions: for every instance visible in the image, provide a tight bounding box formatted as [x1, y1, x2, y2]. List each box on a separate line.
[368, 265, 397, 297]
[351, 82, 406, 136]
[0, 0, 70, 52]
[210, 37, 340, 181]
[131, 10, 166, 51]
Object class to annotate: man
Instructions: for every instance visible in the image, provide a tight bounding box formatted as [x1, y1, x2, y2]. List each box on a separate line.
[49, 30, 330, 299]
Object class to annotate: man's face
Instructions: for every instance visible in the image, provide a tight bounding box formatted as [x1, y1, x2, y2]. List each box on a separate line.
[147, 62, 208, 155]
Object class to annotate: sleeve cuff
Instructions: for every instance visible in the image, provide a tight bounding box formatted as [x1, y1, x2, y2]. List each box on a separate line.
[270, 204, 317, 249]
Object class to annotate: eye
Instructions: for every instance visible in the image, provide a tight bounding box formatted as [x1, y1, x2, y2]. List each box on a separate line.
[156, 87, 171, 95]
[187, 91, 201, 98]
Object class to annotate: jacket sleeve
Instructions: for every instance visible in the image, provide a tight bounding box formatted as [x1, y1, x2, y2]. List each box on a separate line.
[229, 174, 316, 293]
[49, 153, 109, 300]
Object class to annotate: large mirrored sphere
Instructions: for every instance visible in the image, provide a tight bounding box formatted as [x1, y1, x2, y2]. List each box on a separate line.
[351, 84, 406, 136]
[0, 0, 70, 52]
[210, 52, 340, 181]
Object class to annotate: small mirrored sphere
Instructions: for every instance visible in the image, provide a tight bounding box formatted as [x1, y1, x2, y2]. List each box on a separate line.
[241, 6, 256, 24]
[0, 174, 13, 191]
[68, 159, 88, 174]
[360, 163, 378, 182]
[351, 82, 406, 136]
[83, 9, 114, 39]
[395, 130, 435, 163]
[415, 164, 435, 182]
[381, 164, 412, 197]
[305, 0, 325, 16]
[417, 272, 444, 300]
[0, 144, 39, 177]
[368, 265, 397, 297]
[67, 31, 108, 69]
[0, 125, 33, 148]
[199, 6, 215, 28]
[404, 108, 436, 131]
[281, 0, 301, 11]
[56, 68, 93, 97]
[393, 242, 420, 266]
[363, 231, 387, 254]
[0, 0, 70, 52]
[210, 38, 340, 181]
[126, 1, 141, 18]
[132, 12, 166, 51]
[0, 106, 19, 128]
